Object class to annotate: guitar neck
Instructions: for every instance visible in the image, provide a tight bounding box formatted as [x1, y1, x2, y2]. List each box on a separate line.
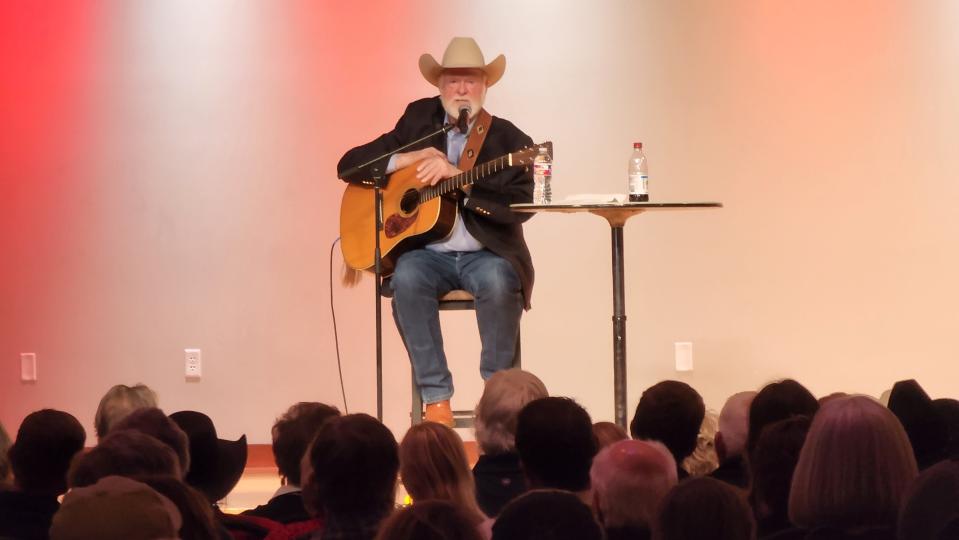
[419, 154, 514, 202]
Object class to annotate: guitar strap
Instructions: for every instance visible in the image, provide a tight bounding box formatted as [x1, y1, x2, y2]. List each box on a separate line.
[456, 108, 492, 174]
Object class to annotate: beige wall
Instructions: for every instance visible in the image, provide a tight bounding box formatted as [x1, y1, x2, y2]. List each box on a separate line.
[2, 1, 958, 442]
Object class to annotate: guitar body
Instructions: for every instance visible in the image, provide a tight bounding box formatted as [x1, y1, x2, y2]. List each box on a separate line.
[339, 162, 458, 276]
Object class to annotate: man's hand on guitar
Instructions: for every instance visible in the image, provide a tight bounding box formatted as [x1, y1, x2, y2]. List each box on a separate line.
[393, 147, 460, 186]
[415, 155, 461, 186]
[393, 147, 445, 171]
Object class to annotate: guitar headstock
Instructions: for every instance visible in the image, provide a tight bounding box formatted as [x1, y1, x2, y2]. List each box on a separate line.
[510, 141, 553, 166]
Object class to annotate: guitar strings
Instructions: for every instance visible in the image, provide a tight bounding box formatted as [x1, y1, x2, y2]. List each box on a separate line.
[419, 156, 509, 202]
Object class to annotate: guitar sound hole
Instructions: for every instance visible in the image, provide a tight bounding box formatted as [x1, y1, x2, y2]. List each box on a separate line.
[400, 189, 420, 215]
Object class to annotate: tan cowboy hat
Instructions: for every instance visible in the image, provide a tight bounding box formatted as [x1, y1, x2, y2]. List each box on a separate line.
[419, 37, 506, 87]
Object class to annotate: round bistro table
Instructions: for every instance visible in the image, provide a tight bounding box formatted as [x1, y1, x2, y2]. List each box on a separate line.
[511, 201, 722, 427]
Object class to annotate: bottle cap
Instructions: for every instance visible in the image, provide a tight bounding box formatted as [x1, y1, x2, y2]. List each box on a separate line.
[633, 142, 643, 149]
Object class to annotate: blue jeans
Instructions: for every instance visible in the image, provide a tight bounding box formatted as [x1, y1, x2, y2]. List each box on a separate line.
[387, 249, 523, 404]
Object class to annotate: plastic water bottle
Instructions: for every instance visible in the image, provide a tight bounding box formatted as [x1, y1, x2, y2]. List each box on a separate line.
[533, 146, 552, 204]
[627, 142, 648, 202]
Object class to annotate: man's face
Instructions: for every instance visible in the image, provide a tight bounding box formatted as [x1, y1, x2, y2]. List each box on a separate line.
[438, 68, 487, 122]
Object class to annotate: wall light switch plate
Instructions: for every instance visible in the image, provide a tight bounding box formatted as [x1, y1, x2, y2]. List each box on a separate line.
[21, 353, 37, 382]
[674, 342, 693, 372]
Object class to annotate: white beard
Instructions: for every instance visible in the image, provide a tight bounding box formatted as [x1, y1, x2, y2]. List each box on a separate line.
[440, 94, 486, 123]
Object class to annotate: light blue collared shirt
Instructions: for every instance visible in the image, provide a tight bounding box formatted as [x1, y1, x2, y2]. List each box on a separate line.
[427, 118, 484, 253]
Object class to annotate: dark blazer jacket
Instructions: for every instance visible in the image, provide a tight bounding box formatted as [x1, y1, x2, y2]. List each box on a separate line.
[241, 491, 310, 524]
[337, 96, 536, 308]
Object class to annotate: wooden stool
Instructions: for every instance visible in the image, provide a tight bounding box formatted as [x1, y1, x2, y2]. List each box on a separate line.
[408, 290, 522, 428]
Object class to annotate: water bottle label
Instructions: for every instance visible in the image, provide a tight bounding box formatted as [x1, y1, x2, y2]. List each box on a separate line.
[534, 163, 552, 176]
[629, 173, 648, 194]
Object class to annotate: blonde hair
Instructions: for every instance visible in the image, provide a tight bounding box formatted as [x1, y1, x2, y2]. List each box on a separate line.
[474, 369, 548, 454]
[94, 384, 159, 438]
[592, 422, 629, 450]
[399, 423, 486, 525]
[682, 409, 720, 477]
[789, 395, 918, 531]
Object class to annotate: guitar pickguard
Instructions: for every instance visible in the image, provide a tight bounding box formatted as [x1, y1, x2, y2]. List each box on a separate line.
[384, 211, 418, 238]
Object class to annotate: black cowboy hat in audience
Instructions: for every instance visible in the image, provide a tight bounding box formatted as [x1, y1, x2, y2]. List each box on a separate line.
[169, 410, 247, 503]
[887, 379, 948, 470]
[933, 398, 959, 460]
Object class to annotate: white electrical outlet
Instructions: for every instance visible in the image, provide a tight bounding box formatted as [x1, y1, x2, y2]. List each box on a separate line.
[20, 353, 37, 382]
[674, 342, 693, 371]
[185, 349, 202, 380]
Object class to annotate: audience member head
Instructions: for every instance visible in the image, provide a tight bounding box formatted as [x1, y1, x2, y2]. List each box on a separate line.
[49, 475, 182, 540]
[898, 459, 959, 540]
[898, 460, 959, 540]
[590, 439, 677, 531]
[515, 397, 596, 492]
[0, 421, 12, 486]
[170, 410, 247, 503]
[592, 421, 629, 450]
[374, 500, 484, 540]
[682, 409, 719, 477]
[113, 407, 191, 475]
[399, 422, 485, 524]
[788, 395, 917, 533]
[888, 379, 948, 469]
[747, 379, 818, 457]
[715, 391, 756, 463]
[272, 402, 341, 486]
[630, 380, 705, 469]
[8, 409, 86, 495]
[474, 368, 548, 455]
[819, 391, 849, 406]
[933, 398, 959, 460]
[748, 415, 811, 536]
[302, 413, 398, 521]
[654, 476, 755, 540]
[135, 475, 219, 540]
[492, 489, 603, 540]
[94, 383, 158, 439]
[68, 429, 180, 488]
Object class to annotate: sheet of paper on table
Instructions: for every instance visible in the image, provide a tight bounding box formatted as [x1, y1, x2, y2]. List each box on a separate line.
[560, 193, 627, 204]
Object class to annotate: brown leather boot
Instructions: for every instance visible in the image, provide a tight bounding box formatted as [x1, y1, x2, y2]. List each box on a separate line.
[424, 400, 455, 428]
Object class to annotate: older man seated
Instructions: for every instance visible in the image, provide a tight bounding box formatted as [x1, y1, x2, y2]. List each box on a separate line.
[590, 439, 678, 540]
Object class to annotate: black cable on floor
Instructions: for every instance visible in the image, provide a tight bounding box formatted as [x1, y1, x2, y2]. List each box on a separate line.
[330, 237, 349, 414]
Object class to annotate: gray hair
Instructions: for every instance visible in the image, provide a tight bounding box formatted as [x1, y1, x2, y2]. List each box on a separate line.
[473, 369, 548, 455]
[0, 421, 11, 486]
[94, 383, 159, 438]
[718, 391, 757, 459]
[590, 439, 677, 528]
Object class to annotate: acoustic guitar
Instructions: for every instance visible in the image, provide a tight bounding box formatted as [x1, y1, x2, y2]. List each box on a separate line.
[339, 141, 552, 276]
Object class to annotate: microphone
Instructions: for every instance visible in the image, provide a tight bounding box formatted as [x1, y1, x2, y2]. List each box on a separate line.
[456, 105, 471, 132]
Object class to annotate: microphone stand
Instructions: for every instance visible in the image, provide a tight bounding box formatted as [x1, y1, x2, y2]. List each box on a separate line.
[337, 122, 456, 422]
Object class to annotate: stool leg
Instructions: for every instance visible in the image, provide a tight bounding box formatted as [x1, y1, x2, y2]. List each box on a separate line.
[411, 366, 423, 426]
[513, 330, 522, 369]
